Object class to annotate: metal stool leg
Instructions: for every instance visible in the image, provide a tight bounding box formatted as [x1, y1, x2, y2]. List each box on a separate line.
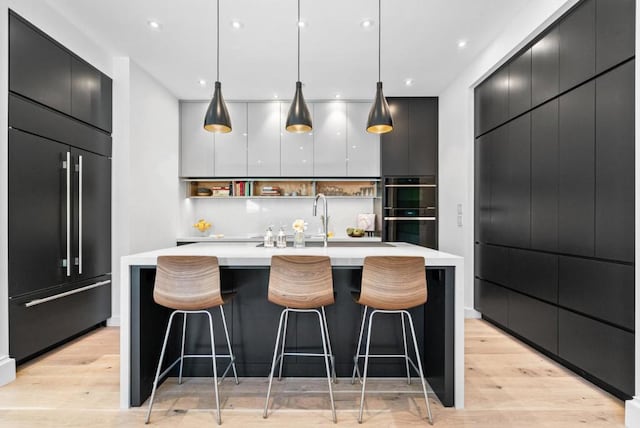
[263, 309, 287, 418]
[401, 312, 411, 385]
[316, 310, 337, 423]
[277, 309, 290, 381]
[206, 311, 222, 425]
[178, 313, 187, 385]
[145, 311, 178, 424]
[406, 311, 433, 425]
[321, 306, 337, 383]
[351, 305, 368, 384]
[219, 305, 239, 385]
[358, 309, 376, 423]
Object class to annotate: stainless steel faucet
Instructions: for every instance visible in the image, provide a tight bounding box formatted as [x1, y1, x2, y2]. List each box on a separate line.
[313, 193, 328, 248]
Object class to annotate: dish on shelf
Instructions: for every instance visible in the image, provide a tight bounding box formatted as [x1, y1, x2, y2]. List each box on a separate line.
[346, 227, 365, 237]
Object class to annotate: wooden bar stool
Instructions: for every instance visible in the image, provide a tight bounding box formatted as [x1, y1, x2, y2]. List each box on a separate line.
[351, 256, 433, 424]
[145, 256, 238, 425]
[263, 255, 337, 423]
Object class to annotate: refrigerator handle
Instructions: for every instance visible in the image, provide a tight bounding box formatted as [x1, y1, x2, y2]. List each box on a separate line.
[77, 155, 83, 275]
[64, 152, 71, 277]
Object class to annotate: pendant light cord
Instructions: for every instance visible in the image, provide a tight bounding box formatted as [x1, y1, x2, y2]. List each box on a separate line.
[217, 0, 220, 81]
[297, 0, 301, 81]
[378, 0, 381, 82]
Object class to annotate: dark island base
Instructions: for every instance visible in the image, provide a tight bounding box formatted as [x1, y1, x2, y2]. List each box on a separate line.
[130, 266, 454, 407]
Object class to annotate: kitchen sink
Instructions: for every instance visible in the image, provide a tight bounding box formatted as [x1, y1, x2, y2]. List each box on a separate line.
[256, 241, 394, 248]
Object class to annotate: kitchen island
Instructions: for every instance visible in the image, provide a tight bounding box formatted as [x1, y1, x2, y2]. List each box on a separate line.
[119, 242, 464, 409]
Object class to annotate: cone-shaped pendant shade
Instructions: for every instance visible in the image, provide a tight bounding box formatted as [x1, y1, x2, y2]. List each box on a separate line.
[366, 81, 393, 134]
[286, 81, 312, 133]
[204, 81, 232, 133]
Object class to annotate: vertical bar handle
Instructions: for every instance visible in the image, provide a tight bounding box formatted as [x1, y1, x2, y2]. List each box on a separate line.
[78, 155, 83, 275]
[65, 152, 71, 277]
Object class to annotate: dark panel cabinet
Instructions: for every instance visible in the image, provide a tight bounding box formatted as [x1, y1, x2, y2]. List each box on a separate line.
[595, 61, 635, 263]
[71, 58, 113, 133]
[558, 81, 595, 257]
[474, 243, 509, 286]
[558, 0, 595, 92]
[474, 67, 508, 136]
[559, 309, 634, 397]
[508, 49, 532, 117]
[474, 279, 508, 326]
[488, 126, 509, 245]
[558, 257, 634, 331]
[381, 98, 438, 177]
[9, 12, 71, 115]
[508, 291, 558, 354]
[531, 28, 560, 106]
[508, 249, 558, 304]
[531, 100, 559, 252]
[474, 134, 491, 242]
[595, 0, 635, 73]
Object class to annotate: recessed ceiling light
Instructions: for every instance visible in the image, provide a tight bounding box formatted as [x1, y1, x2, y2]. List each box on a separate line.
[404, 78, 414, 86]
[198, 79, 207, 86]
[458, 40, 467, 48]
[360, 19, 374, 28]
[147, 20, 161, 30]
[274, 94, 279, 99]
[298, 20, 306, 28]
[335, 93, 341, 99]
[231, 20, 243, 29]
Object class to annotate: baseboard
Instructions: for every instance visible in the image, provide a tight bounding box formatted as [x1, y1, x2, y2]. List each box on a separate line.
[626, 397, 640, 428]
[107, 315, 120, 327]
[465, 307, 481, 319]
[0, 356, 16, 386]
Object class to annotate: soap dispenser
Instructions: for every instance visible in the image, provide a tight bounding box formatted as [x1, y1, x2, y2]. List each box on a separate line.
[264, 226, 274, 248]
[276, 226, 287, 248]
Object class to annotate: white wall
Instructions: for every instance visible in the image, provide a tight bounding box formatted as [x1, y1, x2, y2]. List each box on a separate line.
[0, 0, 114, 386]
[438, 0, 579, 317]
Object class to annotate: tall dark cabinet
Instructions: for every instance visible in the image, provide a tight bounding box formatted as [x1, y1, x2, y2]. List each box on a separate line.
[8, 11, 112, 362]
[474, 0, 634, 400]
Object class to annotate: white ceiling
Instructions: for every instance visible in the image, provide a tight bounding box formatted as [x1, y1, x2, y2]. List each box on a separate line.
[46, 0, 530, 101]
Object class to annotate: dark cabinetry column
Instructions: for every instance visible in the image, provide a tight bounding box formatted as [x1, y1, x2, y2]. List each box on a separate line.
[381, 99, 409, 176]
[531, 28, 559, 106]
[558, 0, 595, 92]
[71, 58, 113, 133]
[595, 0, 635, 73]
[508, 49, 532, 118]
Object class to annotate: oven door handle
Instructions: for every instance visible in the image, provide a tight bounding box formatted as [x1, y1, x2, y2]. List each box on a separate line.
[384, 184, 437, 188]
[384, 217, 436, 221]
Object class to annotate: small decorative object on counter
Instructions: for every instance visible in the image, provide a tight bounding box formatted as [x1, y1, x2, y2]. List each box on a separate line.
[264, 226, 274, 248]
[276, 226, 287, 248]
[292, 219, 307, 248]
[193, 219, 212, 236]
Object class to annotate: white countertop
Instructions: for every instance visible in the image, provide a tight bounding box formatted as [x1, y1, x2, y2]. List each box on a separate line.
[176, 235, 382, 243]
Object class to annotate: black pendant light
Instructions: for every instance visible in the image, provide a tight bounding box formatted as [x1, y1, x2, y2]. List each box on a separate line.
[285, 0, 312, 133]
[204, 0, 232, 133]
[366, 0, 393, 134]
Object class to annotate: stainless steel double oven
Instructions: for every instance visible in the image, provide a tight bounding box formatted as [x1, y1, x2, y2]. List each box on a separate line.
[383, 176, 437, 249]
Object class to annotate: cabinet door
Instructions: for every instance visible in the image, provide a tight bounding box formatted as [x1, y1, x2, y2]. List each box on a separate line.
[247, 103, 281, 177]
[408, 98, 438, 176]
[214, 102, 248, 177]
[381, 98, 409, 176]
[531, 28, 559, 107]
[488, 126, 509, 245]
[558, 0, 595, 92]
[8, 129, 68, 297]
[9, 13, 71, 115]
[474, 279, 508, 326]
[531, 100, 559, 252]
[508, 291, 558, 354]
[180, 102, 214, 177]
[558, 81, 595, 257]
[474, 133, 491, 242]
[508, 49, 532, 117]
[281, 103, 314, 176]
[487, 67, 509, 130]
[595, 61, 634, 262]
[346, 103, 380, 176]
[73, 149, 111, 280]
[71, 57, 112, 133]
[508, 249, 558, 304]
[474, 80, 489, 136]
[314, 102, 347, 176]
[595, 0, 635, 73]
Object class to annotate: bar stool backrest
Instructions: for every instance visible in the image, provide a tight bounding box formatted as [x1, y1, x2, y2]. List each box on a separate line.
[268, 255, 335, 309]
[359, 256, 427, 310]
[154, 256, 224, 310]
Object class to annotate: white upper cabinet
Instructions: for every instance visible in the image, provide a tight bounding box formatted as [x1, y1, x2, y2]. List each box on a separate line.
[347, 102, 380, 177]
[248, 102, 281, 176]
[180, 101, 214, 177]
[313, 102, 347, 176]
[280, 102, 314, 176]
[214, 102, 248, 177]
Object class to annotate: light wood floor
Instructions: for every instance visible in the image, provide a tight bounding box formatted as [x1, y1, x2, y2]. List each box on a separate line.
[0, 319, 625, 427]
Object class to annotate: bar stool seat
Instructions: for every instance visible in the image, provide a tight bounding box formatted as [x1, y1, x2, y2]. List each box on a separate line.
[145, 256, 238, 425]
[351, 256, 433, 424]
[263, 255, 337, 423]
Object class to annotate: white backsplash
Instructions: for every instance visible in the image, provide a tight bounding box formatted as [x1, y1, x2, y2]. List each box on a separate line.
[180, 197, 376, 238]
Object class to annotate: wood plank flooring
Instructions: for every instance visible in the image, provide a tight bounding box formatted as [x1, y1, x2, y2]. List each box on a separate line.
[0, 319, 625, 427]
